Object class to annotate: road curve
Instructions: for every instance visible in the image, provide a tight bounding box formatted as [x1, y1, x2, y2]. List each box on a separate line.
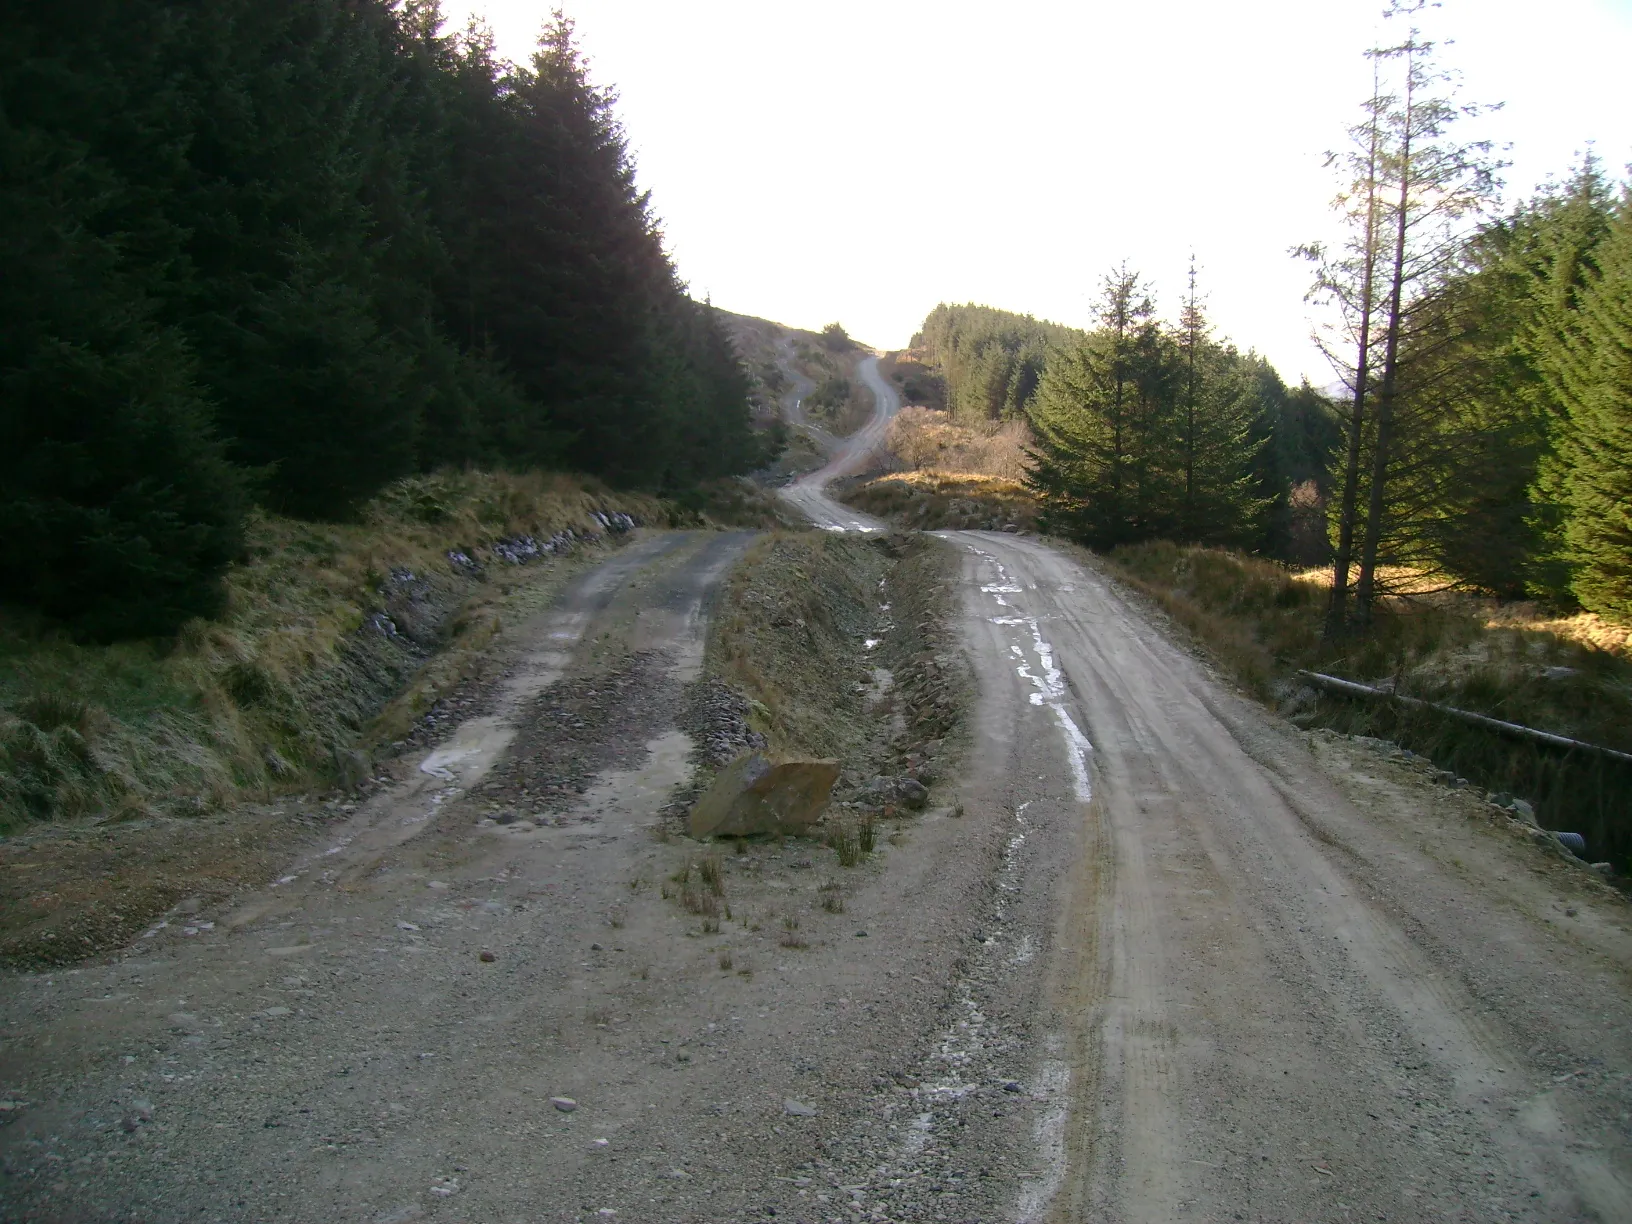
[776, 353, 897, 532]
[946, 529, 1632, 1222]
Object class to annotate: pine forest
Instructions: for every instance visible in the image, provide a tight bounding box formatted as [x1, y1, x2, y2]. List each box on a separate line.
[1, 1, 771, 640]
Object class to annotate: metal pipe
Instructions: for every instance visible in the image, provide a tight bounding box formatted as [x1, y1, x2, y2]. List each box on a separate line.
[1294, 670, 1632, 767]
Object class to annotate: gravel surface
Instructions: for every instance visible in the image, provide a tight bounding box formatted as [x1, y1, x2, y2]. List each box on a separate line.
[5, 498, 1630, 1222]
[939, 530, 1632, 1222]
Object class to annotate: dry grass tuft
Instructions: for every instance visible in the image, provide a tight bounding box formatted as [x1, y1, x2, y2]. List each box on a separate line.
[840, 470, 1037, 533]
[885, 407, 1033, 480]
[827, 822, 863, 868]
[679, 879, 721, 918]
[818, 879, 845, 913]
[698, 854, 726, 896]
[779, 912, 808, 949]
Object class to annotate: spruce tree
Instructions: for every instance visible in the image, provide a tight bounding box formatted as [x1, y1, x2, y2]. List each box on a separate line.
[1026, 268, 1166, 547]
[1553, 192, 1632, 619]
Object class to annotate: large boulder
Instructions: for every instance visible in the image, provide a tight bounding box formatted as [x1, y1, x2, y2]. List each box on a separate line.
[688, 752, 840, 838]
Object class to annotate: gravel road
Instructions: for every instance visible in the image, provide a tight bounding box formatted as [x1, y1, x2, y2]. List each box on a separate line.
[0, 526, 1057, 1224]
[6, 373, 1630, 1220]
[776, 355, 895, 534]
[945, 530, 1632, 1222]
[770, 397, 1632, 1221]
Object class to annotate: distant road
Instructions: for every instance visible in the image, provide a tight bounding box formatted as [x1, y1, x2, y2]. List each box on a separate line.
[776, 353, 896, 532]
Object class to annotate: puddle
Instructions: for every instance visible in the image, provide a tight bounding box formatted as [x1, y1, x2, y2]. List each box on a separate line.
[419, 717, 514, 783]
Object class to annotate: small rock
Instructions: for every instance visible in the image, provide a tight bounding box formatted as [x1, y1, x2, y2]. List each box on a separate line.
[590, 943, 603, 951]
[479, 950, 496, 963]
[261, 1006, 291, 1018]
[854, 930, 868, 937]
[896, 778, 929, 809]
[551, 1096, 578, 1112]
[784, 1099, 818, 1117]
[333, 747, 372, 792]
[1590, 862, 1614, 877]
[1510, 798, 1537, 825]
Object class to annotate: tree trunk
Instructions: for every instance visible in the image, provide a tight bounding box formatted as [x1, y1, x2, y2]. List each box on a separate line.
[1354, 58, 1416, 629]
[1326, 102, 1384, 641]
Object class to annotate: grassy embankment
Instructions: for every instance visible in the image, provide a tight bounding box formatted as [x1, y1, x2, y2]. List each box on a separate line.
[1099, 542, 1632, 870]
[0, 471, 797, 836]
[702, 530, 963, 801]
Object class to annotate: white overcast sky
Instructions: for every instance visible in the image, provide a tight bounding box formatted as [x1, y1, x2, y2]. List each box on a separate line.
[467, 0, 1632, 387]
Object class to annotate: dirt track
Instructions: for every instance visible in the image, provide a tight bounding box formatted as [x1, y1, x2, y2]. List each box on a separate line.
[776, 355, 896, 534]
[5, 369, 1632, 1220]
[947, 530, 1632, 1221]
[772, 361, 1632, 1221]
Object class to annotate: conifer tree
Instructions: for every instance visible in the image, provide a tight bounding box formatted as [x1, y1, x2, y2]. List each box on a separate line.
[1304, 2, 1501, 629]
[1350, 4, 1501, 627]
[1300, 60, 1387, 636]
[1524, 160, 1617, 601]
[1174, 260, 1268, 546]
[1026, 267, 1165, 546]
[0, 0, 767, 635]
[1551, 191, 1632, 619]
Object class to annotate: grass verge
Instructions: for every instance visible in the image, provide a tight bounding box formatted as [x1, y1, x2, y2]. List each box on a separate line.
[0, 470, 666, 835]
[699, 530, 965, 810]
[838, 470, 1038, 533]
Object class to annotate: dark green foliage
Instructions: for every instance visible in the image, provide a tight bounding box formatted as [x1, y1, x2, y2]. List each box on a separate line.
[0, 324, 248, 639]
[0, 1, 764, 638]
[1551, 190, 1632, 619]
[1340, 159, 1628, 614]
[0, 7, 248, 636]
[1358, 163, 1611, 599]
[1021, 269, 1305, 554]
[805, 377, 854, 415]
[820, 322, 854, 352]
[916, 304, 1072, 424]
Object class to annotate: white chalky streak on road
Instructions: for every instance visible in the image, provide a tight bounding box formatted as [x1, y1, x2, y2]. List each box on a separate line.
[974, 545, 1094, 802]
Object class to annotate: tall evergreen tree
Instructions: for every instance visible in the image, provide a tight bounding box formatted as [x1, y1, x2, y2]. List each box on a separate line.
[1550, 190, 1632, 619]
[1304, 2, 1501, 629]
[1026, 267, 1170, 546]
[1173, 261, 1268, 546]
[1300, 59, 1387, 636]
